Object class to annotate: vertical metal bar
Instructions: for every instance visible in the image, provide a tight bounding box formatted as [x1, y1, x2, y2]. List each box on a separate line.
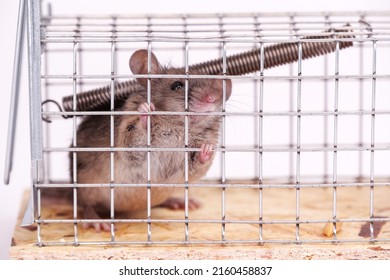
[258, 40, 265, 244]
[146, 17, 152, 243]
[289, 17, 297, 185]
[40, 3, 52, 185]
[218, 15, 226, 242]
[26, 0, 43, 243]
[358, 17, 366, 182]
[323, 16, 330, 184]
[36, 183, 42, 245]
[72, 39, 79, 244]
[295, 38, 302, 244]
[254, 15, 264, 244]
[27, 0, 43, 162]
[4, 0, 26, 185]
[72, 42, 79, 245]
[42, 22, 50, 184]
[332, 33, 340, 241]
[16, 0, 36, 227]
[76, 15, 84, 96]
[183, 16, 190, 242]
[72, 18, 81, 245]
[369, 40, 377, 241]
[109, 16, 118, 241]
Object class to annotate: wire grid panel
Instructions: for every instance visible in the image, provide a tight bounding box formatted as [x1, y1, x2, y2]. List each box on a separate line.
[37, 11, 390, 246]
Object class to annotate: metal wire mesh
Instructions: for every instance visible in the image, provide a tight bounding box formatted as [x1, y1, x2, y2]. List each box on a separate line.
[34, 10, 390, 246]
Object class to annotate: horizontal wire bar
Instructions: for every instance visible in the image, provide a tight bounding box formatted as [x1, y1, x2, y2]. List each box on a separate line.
[42, 20, 390, 26]
[42, 24, 388, 31]
[42, 31, 390, 40]
[40, 11, 390, 19]
[42, 109, 390, 117]
[43, 22, 377, 27]
[40, 73, 390, 81]
[35, 237, 390, 246]
[41, 17, 390, 24]
[43, 16, 390, 21]
[36, 217, 390, 225]
[43, 28, 387, 35]
[42, 36, 390, 44]
[42, 19, 390, 27]
[41, 36, 390, 44]
[43, 144, 390, 153]
[35, 182, 390, 189]
[38, 42, 390, 54]
[43, 27, 390, 34]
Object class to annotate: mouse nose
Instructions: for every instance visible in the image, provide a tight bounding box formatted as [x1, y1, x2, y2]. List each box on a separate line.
[206, 95, 216, 103]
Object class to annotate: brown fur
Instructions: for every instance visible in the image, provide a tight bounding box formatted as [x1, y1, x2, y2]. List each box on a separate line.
[70, 50, 232, 222]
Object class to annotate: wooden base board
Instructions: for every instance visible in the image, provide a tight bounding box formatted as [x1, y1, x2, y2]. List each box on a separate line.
[9, 184, 390, 260]
[10, 243, 390, 260]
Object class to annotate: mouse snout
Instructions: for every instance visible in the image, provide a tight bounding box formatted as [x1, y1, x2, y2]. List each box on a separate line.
[189, 78, 232, 113]
[197, 82, 231, 107]
[202, 94, 216, 104]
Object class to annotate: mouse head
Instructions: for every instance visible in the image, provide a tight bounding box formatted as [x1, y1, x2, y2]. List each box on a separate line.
[129, 49, 232, 116]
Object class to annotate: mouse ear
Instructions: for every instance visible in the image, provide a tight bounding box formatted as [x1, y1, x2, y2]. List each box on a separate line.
[129, 49, 161, 88]
[224, 79, 232, 98]
[215, 78, 232, 101]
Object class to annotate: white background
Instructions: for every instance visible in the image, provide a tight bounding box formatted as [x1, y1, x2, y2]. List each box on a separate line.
[1, 0, 389, 259]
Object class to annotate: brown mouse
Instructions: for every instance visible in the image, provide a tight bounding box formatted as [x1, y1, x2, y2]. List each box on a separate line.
[71, 49, 232, 231]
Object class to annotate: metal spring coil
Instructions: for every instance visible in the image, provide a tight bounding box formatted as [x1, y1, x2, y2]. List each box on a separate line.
[62, 28, 353, 112]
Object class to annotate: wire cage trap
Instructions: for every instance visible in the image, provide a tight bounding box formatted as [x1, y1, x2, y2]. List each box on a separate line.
[6, 0, 390, 249]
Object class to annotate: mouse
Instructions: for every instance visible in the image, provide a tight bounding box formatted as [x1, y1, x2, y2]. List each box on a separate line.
[71, 49, 232, 231]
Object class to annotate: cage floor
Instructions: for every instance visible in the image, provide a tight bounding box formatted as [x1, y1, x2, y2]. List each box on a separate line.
[9, 183, 390, 260]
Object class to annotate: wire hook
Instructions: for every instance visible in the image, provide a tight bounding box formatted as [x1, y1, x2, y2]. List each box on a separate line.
[41, 99, 70, 123]
[358, 19, 373, 39]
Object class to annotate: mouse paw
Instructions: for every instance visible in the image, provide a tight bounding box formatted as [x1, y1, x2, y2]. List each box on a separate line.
[158, 197, 201, 210]
[82, 222, 111, 233]
[138, 102, 155, 129]
[199, 143, 213, 164]
[82, 205, 111, 232]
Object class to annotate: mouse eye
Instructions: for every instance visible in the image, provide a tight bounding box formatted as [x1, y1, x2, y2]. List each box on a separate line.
[170, 81, 184, 91]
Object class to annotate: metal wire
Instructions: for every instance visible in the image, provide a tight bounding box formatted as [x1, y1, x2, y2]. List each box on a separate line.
[35, 238, 390, 247]
[369, 39, 377, 241]
[35, 182, 390, 190]
[35, 217, 390, 225]
[43, 144, 390, 153]
[183, 16, 190, 242]
[295, 19, 302, 243]
[71, 30, 79, 245]
[146, 18, 152, 243]
[3, 0, 26, 185]
[254, 16, 264, 244]
[219, 15, 227, 243]
[332, 32, 340, 241]
[109, 17, 117, 240]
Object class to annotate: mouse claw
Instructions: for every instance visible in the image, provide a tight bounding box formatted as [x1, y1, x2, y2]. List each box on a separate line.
[158, 197, 202, 210]
[82, 222, 111, 233]
[138, 102, 155, 129]
[199, 143, 213, 164]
